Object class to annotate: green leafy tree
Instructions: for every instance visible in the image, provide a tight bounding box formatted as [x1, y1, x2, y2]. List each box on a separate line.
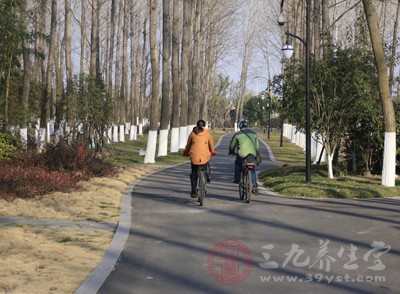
[283, 46, 381, 178]
[65, 75, 112, 151]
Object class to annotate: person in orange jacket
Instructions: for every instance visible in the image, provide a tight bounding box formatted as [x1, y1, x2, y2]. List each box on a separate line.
[183, 119, 216, 197]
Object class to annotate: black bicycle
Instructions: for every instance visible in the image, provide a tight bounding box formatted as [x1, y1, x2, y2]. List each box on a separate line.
[194, 164, 207, 206]
[239, 154, 256, 203]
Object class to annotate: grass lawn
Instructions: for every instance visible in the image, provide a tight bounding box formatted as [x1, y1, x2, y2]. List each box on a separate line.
[105, 129, 227, 165]
[258, 130, 400, 198]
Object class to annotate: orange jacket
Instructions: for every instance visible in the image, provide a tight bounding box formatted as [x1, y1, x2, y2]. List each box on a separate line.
[184, 128, 215, 165]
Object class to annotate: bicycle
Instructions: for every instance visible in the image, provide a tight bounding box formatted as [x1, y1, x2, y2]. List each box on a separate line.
[194, 164, 208, 206]
[239, 154, 256, 203]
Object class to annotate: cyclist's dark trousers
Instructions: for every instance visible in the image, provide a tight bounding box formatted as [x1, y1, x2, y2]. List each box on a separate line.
[234, 156, 257, 187]
[190, 162, 211, 191]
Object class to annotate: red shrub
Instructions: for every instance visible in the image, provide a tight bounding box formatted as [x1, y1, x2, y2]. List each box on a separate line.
[0, 161, 81, 201]
[0, 140, 116, 201]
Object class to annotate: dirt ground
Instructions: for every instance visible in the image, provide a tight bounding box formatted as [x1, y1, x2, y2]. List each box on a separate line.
[0, 164, 163, 294]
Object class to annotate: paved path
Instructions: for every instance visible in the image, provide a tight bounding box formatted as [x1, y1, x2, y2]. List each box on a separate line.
[77, 132, 400, 294]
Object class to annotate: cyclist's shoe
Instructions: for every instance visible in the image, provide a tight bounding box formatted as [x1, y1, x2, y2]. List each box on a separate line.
[206, 176, 211, 183]
[191, 190, 197, 198]
[252, 187, 259, 194]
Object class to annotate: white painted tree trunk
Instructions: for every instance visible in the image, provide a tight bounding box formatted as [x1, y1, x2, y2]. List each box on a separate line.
[327, 153, 335, 179]
[47, 120, 53, 142]
[382, 132, 396, 187]
[113, 125, 119, 142]
[234, 122, 238, 132]
[107, 127, 112, 143]
[187, 125, 195, 138]
[170, 127, 179, 152]
[38, 128, 46, 152]
[20, 128, 28, 149]
[130, 125, 137, 140]
[179, 126, 187, 149]
[138, 123, 143, 135]
[158, 129, 169, 156]
[125, 123, 130, 134]
[119, 125, 125, 142]
[144, 130, 157, 163]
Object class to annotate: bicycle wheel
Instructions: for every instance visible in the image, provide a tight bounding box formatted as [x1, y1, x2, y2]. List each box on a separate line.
[239, 171, 245, 200]
[198, 170, 205, 206]
[245, 169, 252, 203]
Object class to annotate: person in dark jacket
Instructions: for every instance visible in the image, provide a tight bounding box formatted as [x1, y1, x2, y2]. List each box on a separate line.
[229, 120, 259, 193]
[183, 120, 216, 197]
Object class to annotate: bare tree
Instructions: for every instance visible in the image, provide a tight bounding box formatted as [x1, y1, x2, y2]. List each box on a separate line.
[39, 0, 57, 148]
[120, 0, 129, 140]
[138, 10, 149, 136]
[65, 0, 72, 86]
[389, 0, 400, 92]
[179, 0, 193, 148]
[79, 0, 87, 76]
[362, 0, 396, 187]
[189, 0, 202, 124]
[235, 3, 256, 126]
[114, 1, 123, 124]
[33, 0, 47, 85]
[129, 1, 140, 140]
[144, 0, 160, 163]
[89, 0, 100, 76]
[170, 0, 181, 152]
[20, 0, 31, 146]
[158, 0, 172, 156]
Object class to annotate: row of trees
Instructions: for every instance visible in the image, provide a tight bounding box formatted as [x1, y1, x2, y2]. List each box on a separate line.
[1, 0, 263, 161]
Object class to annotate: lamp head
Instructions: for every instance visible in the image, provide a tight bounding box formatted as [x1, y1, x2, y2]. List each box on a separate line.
[278, 12, 286, 26]
[282, 43, 294, 59]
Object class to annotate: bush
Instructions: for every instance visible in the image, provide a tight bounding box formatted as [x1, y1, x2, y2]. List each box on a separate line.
[0, 138, 116, 201]
[0, 160, 81, 201]
[0, 132, 17, 159]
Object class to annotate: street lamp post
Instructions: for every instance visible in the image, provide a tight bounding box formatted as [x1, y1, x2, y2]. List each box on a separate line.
[278, 0, 311, 183]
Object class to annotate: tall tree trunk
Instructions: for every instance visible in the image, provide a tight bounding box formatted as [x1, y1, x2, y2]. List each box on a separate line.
[79, 0, 86, 76]
[322, 0, 330, 57]
[139, 11, 148, 136]
[54, 39, 64, 130]
[34, 0, 47, 85]
[158, 0, 172, 156]
[179, 0, 192, 148]
[313, 0, 321, 59]
[20, 0, 30, 132]
[89, 0, 100, 76]
[129, 1, 139, 140]
[145, 0, 160, 163]
[170, 0, 181, 152]
[120, 0, 128, 132]
[65, 0, 72, 85]
[189, 0, 201, 124]
[362, 0, 396, 187]
[235, 6, 255, 126]
[389, 0, 400, 92]
[108, 0, 116, 115]
[114, 1, 123, 123]
[40, 0, 57, 150]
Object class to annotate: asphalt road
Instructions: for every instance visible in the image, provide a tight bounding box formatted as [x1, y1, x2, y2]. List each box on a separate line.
[80, 132, 400, 294]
